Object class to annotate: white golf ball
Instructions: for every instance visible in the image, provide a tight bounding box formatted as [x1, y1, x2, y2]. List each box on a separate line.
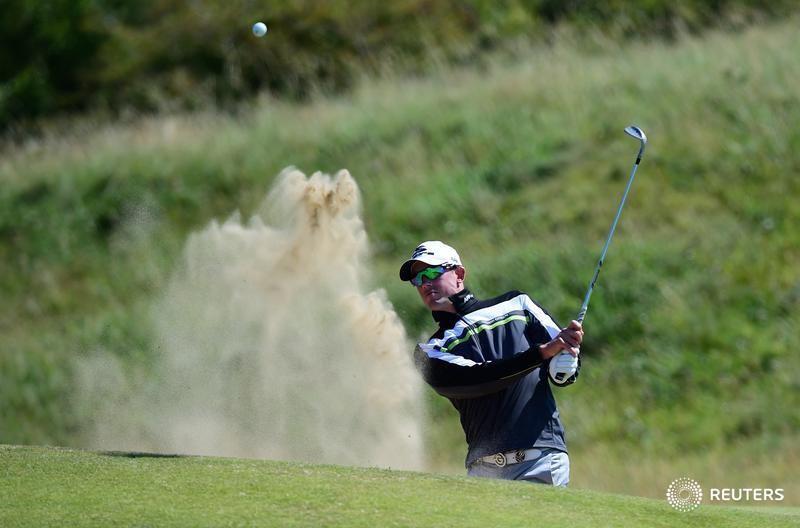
[252, 22, 267, 37]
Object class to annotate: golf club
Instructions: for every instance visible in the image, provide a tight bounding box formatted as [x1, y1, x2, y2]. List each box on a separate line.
[549, 125, 647, 386]
[576, 125, 647, 324]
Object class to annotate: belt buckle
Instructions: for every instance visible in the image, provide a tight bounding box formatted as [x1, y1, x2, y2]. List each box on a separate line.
[493, 452, 507, 467]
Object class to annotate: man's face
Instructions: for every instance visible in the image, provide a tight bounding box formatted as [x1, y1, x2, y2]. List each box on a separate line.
[410, 261, 465, 312]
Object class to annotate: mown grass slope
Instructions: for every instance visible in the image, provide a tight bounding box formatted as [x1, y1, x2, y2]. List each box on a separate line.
[1, 16, 798, 501]
[2, 445, 798, 528]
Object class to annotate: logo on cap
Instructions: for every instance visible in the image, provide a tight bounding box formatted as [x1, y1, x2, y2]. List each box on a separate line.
[412, 245, 434, 259]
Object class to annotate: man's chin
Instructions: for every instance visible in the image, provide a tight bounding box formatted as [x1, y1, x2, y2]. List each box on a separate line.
[428, 296, 451, 310]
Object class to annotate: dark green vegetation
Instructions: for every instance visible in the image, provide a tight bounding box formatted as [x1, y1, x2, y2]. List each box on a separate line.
[1, 10, 798, 503]
[2, 0, 798, 129]
[2, 445, 797, 527]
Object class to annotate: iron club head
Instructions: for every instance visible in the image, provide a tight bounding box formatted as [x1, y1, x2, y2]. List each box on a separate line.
[624, 125, 647, 143]
[624, 125, 647, 161]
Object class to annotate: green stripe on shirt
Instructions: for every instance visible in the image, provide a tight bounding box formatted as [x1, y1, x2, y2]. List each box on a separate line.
[441, 314, 531, 352]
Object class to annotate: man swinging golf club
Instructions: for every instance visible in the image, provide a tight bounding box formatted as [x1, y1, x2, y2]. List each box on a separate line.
[400, 241, 582, 484]
[402, 126, 646, 484]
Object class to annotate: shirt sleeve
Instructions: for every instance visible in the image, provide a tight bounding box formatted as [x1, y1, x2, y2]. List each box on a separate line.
[519, 294, 561, 343]
[413, 343, 545, 399]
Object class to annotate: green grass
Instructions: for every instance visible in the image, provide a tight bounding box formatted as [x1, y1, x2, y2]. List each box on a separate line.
[1, 445, 797, 528]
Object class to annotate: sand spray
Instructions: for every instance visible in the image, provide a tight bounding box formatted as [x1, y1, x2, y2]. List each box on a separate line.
[77, 168, 425, 469]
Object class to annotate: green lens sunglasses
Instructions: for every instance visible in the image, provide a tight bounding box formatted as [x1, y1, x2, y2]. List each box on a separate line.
[410, 266, 450, 287]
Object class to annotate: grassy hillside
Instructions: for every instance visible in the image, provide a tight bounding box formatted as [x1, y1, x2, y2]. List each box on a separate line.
[2, 445, 798, 528]
[1, 16, 798, 501]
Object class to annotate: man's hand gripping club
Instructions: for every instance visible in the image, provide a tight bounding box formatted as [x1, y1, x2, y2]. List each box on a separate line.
[539, 320, 583, 360]
[540, 320, 583, 386]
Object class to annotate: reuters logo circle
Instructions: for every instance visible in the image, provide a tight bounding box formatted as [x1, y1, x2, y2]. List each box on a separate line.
[666, 478, 703, 512]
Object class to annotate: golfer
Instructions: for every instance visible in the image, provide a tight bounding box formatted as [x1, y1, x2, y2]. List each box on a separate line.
[400, 241, 582, 485]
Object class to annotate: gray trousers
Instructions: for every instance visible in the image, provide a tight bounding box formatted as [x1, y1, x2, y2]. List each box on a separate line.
[467, 448, 570, 486]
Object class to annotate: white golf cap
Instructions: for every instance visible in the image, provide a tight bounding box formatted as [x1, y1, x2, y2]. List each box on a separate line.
[399, 241, 462, 281]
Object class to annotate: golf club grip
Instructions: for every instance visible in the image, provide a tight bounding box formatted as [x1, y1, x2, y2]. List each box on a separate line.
[576, 278, 595, 323]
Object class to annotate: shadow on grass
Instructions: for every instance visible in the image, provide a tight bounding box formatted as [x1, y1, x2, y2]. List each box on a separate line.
[101, 450, 188, 459]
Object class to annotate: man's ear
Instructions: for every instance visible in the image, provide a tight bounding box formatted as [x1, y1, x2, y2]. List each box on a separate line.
[455, 266, 466, 285]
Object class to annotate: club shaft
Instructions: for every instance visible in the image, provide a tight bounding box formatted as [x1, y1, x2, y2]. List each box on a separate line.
[576, 158, 641, 324]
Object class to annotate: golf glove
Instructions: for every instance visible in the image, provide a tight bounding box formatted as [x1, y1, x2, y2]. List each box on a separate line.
[548, 351, 580, 386]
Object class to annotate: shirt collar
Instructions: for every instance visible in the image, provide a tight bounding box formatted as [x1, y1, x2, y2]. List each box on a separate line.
[431, 287, 478, 324]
